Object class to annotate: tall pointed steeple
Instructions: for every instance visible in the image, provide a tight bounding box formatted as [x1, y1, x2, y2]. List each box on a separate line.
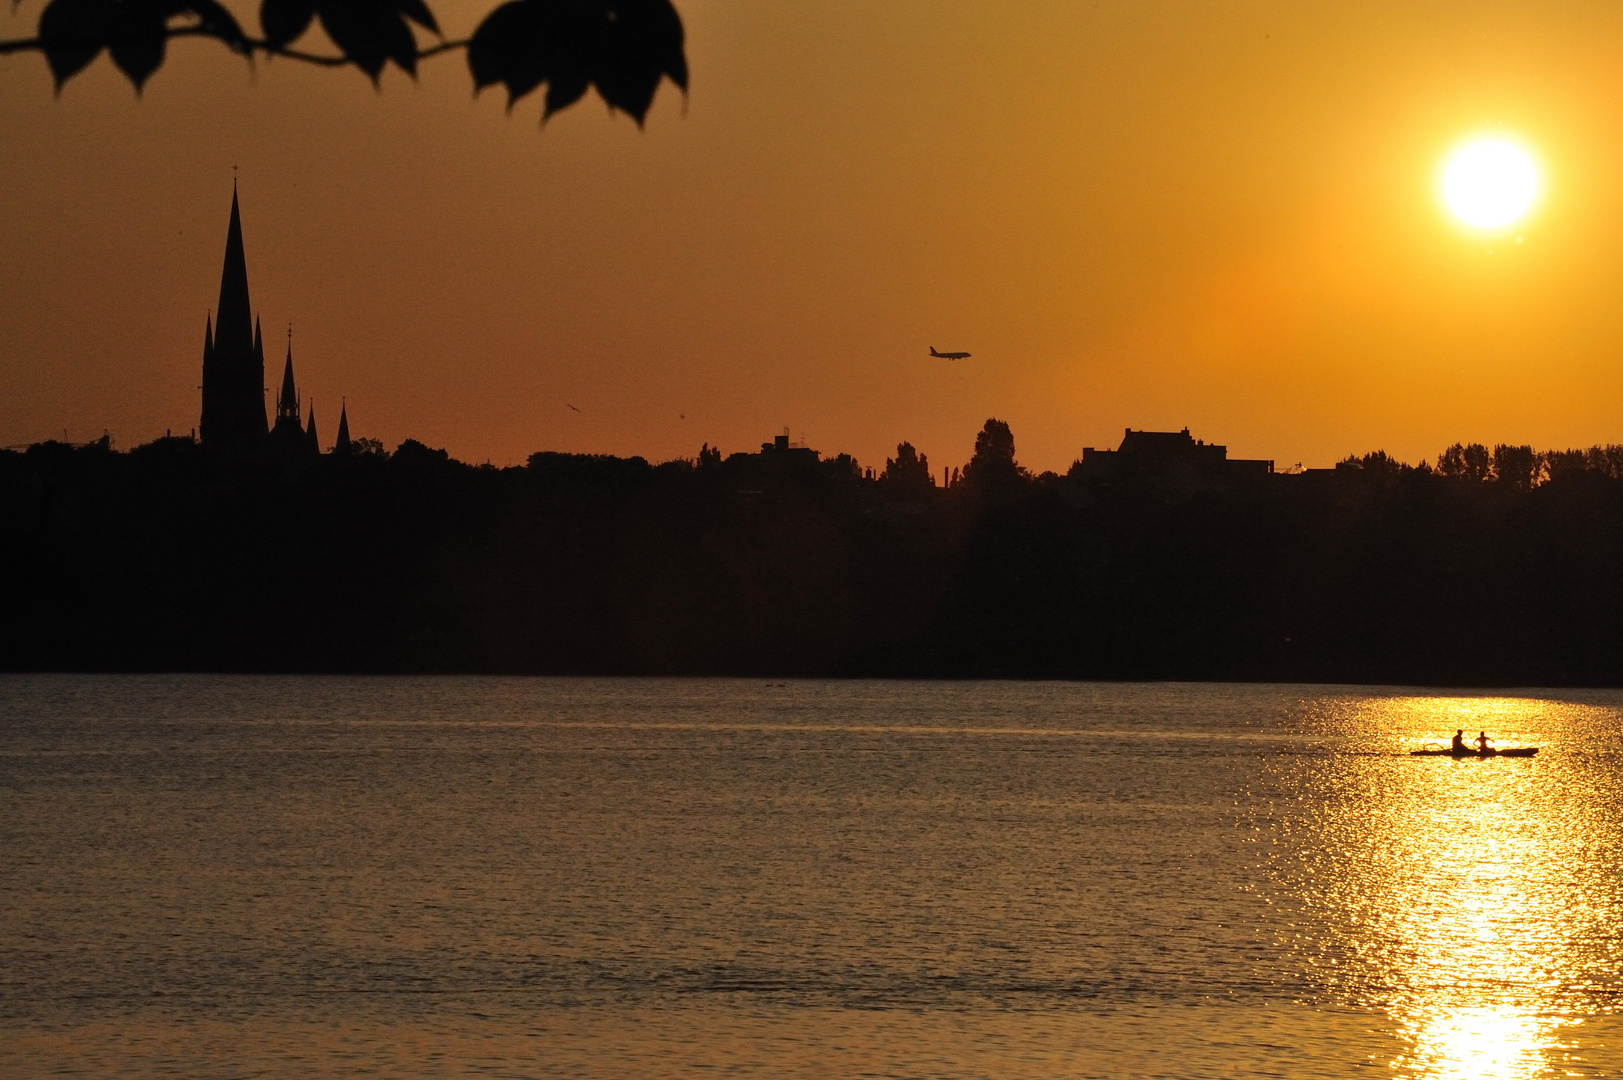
[216, 185, 252, 352]
[306, 401, 320, 455]
[199, 183, 268, 456]
[335, 400, 352, 454]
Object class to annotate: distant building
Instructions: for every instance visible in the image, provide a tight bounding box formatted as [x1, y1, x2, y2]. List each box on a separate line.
[717, 429, 832, 492]
[198, 186, 345, 462]
[1073, 428, 1273, 493]
[759, 428, 819, 463]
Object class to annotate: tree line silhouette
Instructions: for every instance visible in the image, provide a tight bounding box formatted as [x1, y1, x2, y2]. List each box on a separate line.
[7, 421, 1623, 685]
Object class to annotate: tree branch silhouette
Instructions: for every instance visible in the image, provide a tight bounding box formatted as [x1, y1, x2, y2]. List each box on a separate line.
[1, 0, 686, 123]
[0, 28, 468, 68]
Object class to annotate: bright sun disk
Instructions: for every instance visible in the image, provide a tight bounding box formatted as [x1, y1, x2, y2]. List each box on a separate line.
[1441, 139, 1539, 229]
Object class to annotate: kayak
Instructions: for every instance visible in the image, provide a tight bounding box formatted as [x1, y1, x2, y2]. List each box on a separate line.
[1410, 747, 1538, 757]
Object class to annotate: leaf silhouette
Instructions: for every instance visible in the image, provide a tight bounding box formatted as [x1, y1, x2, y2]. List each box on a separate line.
[40, 0, 246, 91]
[465, 0, 551, 106]
[309, 0, 440, 80]
[259, 0, 315, 47]
[393, 0, 438, 35]
[39, 0, 115, 89]
[108, 0, 168, 89]
[468, 0, 685, 123]
[591, 0, 684, 119]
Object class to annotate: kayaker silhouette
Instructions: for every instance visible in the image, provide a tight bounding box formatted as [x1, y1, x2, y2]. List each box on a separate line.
[1451, 729, 1467, 753]
[1476, 731, 1493, 754]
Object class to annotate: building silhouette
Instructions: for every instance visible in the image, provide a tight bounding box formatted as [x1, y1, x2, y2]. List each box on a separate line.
[1074, 428, 1273, 494]
[198, 185, 343, 462]
[759, 428, 818, 462]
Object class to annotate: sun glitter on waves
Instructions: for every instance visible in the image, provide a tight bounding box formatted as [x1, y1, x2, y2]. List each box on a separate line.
[1440, 138, 1541, 230]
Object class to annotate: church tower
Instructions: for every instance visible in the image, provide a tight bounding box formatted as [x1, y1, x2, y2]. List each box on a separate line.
[199, 185, 268, 455]
[268, 330, 318, 464]
[275, 339, 299, 428]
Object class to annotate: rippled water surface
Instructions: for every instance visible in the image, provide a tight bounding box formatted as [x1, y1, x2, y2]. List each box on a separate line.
[1, 676, 1620, 1078]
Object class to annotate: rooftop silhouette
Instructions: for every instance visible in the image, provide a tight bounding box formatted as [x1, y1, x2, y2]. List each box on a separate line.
[1073, 427, 1273, 494]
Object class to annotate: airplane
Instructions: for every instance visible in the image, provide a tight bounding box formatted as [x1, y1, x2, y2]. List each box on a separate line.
[929, 346, 971, 360]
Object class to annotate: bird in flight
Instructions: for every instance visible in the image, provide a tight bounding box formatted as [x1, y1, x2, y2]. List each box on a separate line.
[929, 346, 971, 360]
[566, 403, 581, 413]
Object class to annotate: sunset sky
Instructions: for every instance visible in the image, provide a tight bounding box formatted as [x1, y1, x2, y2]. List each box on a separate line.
[6, 1, 1623, 471]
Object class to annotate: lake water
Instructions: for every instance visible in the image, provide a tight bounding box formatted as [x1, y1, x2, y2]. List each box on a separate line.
[1, 676, 1619, 1078]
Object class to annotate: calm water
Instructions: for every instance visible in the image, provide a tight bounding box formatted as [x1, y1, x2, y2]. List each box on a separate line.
[1, 676, 1620, 1078]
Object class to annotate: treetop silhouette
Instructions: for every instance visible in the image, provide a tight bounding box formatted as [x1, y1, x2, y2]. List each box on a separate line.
[881, 441, 932, 493]
[2, 0, 688, 123]
[963, 418, 1026, 490]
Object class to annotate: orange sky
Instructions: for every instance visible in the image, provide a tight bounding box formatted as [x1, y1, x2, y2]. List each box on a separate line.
[6, 1, 1623, 471]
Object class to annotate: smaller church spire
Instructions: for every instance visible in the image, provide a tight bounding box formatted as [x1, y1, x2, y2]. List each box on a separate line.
[306, 400, 320, 455]
[203, 313, 214, 363]
[254, 317, 266, 406]
[277, 330, 298, 424]
[335, 399, 352, 454]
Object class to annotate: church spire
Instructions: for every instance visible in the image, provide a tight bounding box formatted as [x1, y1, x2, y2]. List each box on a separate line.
[306, 401, 320, 455]
[267, 322, 317, 465]
[335, 400, 352, 454]
[277, 329, 298, 424]
[215, 187, 252, 360]
[199, 185, 267, 456]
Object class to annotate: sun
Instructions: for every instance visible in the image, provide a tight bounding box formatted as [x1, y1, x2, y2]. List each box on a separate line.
[1441, 138, 1540, 230]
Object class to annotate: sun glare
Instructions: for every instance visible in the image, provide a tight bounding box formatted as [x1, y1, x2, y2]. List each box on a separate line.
[1441, 139, 1540, 230]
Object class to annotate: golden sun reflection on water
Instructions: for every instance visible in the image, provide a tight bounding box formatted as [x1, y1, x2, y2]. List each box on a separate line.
[1277, 694, 1623, 1079]
[1384, 707, 1558, 1077]
[1406, 1007, 1554, 1080]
